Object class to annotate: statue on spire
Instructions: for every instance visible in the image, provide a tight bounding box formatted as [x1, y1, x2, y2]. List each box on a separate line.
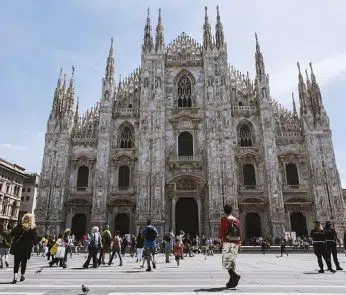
[143, 8, 154, 53]
[155, 8, 164, 52]
[105, 38, 115, 84]
[215, 6, 225, 50]
[203, 7, 212, 50]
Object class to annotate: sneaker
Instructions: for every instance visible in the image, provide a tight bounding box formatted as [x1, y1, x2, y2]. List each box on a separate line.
[318, 269, 324, 273]
[329, 269, 336, 273]
[20, 276, 25, 282]
[11, 279, 17, 284]
[336, 266, 343, 271]
[146, 267, 152, 272]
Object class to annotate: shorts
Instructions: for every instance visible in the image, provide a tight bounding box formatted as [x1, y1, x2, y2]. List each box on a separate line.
[0, 248, 9, 256]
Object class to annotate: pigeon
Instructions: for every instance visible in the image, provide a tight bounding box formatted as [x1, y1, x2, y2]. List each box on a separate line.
[35, 267, 43, 274]
[82, 284, 89, 294]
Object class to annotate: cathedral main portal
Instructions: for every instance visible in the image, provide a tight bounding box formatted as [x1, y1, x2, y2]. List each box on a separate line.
[175, 197, 199, 237]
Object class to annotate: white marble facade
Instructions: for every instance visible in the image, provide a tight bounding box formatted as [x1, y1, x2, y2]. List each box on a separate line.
[35, 7, 346, 243]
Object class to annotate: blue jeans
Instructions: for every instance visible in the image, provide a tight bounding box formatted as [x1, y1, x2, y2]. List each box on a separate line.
[109, 249, 122, 265]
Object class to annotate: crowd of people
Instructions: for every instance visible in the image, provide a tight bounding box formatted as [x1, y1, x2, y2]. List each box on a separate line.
[0, 208, 344, 289]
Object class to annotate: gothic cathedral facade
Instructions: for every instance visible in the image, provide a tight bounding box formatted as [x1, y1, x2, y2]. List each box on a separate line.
[36, 7, 346, 242]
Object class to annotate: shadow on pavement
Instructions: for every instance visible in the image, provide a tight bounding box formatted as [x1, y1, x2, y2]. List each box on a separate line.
[194, 287, 231, 292]
[0, 281, 13, 284]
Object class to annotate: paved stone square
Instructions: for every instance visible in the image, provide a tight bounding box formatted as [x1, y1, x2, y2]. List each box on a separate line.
[0, 252, 345, 294]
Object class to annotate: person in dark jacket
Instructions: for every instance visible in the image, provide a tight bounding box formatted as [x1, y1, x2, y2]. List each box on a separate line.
[324, 221, 343, 270]
[10, 213, 37, 284]
[0, 225, 11, 268]
[311, 220, 335, 273]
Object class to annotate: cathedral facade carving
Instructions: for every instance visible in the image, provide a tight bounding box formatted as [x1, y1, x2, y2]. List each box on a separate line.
[35, 7, 346, 243]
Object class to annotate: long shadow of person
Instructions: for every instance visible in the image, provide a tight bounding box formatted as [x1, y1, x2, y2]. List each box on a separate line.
[194, 287, 232, 292]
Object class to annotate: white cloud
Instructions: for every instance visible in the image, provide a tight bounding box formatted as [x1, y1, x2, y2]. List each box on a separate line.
[0, 144, 28, 151]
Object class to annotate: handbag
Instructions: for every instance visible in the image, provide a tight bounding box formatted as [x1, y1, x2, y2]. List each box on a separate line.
[55, 246, 66, 259]
[10, 235, 22, 255]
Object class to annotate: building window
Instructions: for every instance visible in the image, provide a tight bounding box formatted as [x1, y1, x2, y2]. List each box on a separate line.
[238, 124, 253, 147]
[118, 124, 134, 148]
[22, 187, 25, 192]
[77, 166, 89, 190]
[26, 196, 30, 201]
[243, 164, 256, 186]
[286, 163, 299, 185]
[21, 196, 24, 201]
[118, 166, 130, 189]
[27, 188, 31, 193]
[178, 132, 193, 156]
[6, 185, 10, 194]
[178, 76, 192, 107]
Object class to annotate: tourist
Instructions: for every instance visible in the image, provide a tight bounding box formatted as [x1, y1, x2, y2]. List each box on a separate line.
[99, 225, 112, 265]
[83, 226, 101, 269]
[10, 213, 38, 284]
[0, 225, 11, 268]
[143, 220, 158, 272]
[135, 232, 144, 263]
[310, 221, 335, 273]
[173, 238, 184, 267]
[163, 228, 174, 263]
[108, 230, 123, 266]
[49, 235, 67, 268]
[219, 204, 241, 289]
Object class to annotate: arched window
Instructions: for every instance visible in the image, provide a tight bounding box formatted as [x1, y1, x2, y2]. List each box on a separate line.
[118, 166, 130, 189]
[286, 163, 299, 185]
[178, 76, 192, 108]
[243, 164, 256, 187]
[118, 125, 134, 148]
[178, 132, 193, 156]
[77, 166, 89, 190]
[239, 124, 253, 147]
[11, 202, 17, 217]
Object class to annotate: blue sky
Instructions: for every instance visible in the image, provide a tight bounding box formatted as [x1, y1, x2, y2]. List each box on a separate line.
[1, 0, 346, 185]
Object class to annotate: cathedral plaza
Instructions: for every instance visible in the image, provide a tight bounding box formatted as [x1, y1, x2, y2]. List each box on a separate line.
[0, 253, 345, 294]
[34, 6, 346, 243]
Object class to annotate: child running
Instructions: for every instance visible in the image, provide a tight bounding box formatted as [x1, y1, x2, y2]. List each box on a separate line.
[173, 239, 184, 267]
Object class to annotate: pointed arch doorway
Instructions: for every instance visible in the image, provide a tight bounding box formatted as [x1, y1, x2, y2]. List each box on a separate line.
[114, 213, 130, 236]
[175, 198, 198, 237]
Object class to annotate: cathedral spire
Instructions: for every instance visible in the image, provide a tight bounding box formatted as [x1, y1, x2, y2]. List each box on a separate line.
[66, 66, 75, 112]
[215, 6, 225, 50]
[142, 8, 154, 53]
[297, 62, 307, 114]
[292, 92, 297, 114]
[105, 38, 115, 84]
[309, 61, 322, 112]
[155, 8, 164, 52]
[51, 68, 63, 117]
[255, 33, 266, 79]
[203, 6, 212, 50]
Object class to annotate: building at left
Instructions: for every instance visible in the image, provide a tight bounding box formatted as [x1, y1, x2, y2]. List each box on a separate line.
[0, 158, 28, 230]
[19, 173, 40, 220]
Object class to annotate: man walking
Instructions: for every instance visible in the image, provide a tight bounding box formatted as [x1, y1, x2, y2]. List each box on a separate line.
[143, 220, 158, 272]
[324, 221, 343, 270]
[219, 204, 241, 289]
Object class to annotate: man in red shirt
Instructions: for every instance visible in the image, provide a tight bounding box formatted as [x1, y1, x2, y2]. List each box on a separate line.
[219, 204, 241, 289]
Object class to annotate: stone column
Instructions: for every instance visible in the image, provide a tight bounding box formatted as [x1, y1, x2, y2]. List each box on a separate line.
[171, 196, 177, 232]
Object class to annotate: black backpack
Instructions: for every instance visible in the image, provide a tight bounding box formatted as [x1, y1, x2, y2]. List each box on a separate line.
[163, 233, 171, 242]
[145, 226, 158, 242]
[225, 219, 240, 240]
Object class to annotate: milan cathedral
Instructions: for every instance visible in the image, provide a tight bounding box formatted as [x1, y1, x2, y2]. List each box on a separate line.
[35, 7, 346, 242]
